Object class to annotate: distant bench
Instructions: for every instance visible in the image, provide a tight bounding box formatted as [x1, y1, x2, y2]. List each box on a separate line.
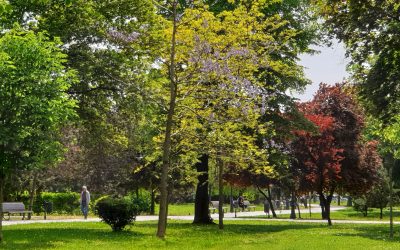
[2, 202, 33, 220]
[233, 200, 257, 212]
[209, 201, 228, 214]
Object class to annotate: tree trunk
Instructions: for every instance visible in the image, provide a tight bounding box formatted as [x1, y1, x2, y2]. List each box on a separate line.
[150, 187, 155, 215]
[217, 152, 224, 230]
[28, 172, 38, 220]
[193, 154, 213, 224]
[319, 194, 327, 219]
[296, 199, 302, 219]
[337, 194, 340, 206]
[229, 186, 233, 213]
[256, 185, 277, 218]
[290, 192, 296, 219]
[157, 0, 178, 238]
[347, 196, 352, 207]
[0, 174, 4, 243]
[266, 185, 277, 218]
[380, 207, 383, 219]
[320, 192, 333, 226]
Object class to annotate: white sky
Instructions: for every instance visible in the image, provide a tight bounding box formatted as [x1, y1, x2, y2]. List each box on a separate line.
[291, 40, 350, 102]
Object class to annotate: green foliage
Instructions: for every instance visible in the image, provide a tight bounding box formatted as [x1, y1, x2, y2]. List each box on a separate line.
[19, 192, 80, 214]
[317, 0, 400, 121]
[95, 197, 137, 231]
[0, 27, 77, 176]
[353, 198, 368, 216]
[129, 192, 151, 215]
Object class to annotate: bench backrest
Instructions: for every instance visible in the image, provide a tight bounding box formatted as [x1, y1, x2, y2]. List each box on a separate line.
[210, 201, 219, 207]
[2, 202, 26, 212]
[243, 200, 251, 206]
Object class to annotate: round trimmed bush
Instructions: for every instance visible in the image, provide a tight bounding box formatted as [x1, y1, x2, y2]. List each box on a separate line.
[95, 197, 136, 231]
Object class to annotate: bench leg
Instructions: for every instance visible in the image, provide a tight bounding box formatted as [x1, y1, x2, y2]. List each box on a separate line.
[3, 213, 10, 221]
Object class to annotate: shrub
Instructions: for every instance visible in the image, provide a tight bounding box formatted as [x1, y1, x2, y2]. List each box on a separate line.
[353, 197, 368, 216]
[95, 197, 136, 231]
[131, 195, 151, 215]
[20, 192, 80, 214]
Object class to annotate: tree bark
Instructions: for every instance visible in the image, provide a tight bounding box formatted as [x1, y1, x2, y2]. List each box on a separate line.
[388, 155, 394, 239]
[256, 185, 277, 218]
[28, 172, 38, 220]
[150, 187, 155, 215]
[0, 174, 4, 243]
[217, 152, 224, 230]
[290, 192, 296, 219]
[296, 198, 302, 219]
[193, 154, 213, 224]
[319, 191, 334, 226]
[157, 0, 178, 238]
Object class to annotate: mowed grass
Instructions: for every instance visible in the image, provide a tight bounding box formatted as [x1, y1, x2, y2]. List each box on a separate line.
[158, 203, 265, 216]
[2, 220, 400, 249]
[246, 207, 400, 221]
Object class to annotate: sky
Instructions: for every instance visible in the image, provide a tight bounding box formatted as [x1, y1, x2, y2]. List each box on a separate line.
[291, 40, 350, 102]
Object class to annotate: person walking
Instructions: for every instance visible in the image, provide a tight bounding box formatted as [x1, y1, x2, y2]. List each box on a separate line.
[80, 186, 90, 219]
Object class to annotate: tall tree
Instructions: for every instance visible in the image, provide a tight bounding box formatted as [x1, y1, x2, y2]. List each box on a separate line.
[0, 28, 76, 242]
[3, 0, 164, 194]
[316, 0, 400, 122]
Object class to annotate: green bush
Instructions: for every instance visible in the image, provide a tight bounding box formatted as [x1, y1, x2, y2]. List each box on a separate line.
[95, 197, 136, 231]
[131, 195, 151, 215]
[20, 192, 80, 214]
[353, 197, 368, 216]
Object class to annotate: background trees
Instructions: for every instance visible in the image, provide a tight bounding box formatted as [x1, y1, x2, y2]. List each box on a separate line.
[316, 0, 400, 121]
[0, 28, 76, 242]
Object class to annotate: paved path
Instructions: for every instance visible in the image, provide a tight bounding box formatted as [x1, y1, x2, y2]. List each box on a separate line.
[3, 206, 397, 226]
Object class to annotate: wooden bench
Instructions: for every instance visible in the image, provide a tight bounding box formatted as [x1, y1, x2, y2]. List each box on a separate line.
[2, 202, 33, 220]
[233, 200, 257, 212]
[209, 201, 228, 214]
[243, 200, 256, 211]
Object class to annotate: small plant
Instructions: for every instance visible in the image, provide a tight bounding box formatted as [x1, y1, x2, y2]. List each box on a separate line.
[131, 195, 151, 215]
[95, 197, 136, 231]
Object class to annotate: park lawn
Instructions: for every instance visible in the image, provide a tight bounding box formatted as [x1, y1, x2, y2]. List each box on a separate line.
[250, 207, 400, 221]
[2, 220, 400, 250]
[157, 203, 264, 216]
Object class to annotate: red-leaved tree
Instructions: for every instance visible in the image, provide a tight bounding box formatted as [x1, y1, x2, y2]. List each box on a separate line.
[291, 111, 344, 225]
[292, 84, 381, 225]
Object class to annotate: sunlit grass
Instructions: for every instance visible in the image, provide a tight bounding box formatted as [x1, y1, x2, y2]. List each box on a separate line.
[2, 220, 400, 249]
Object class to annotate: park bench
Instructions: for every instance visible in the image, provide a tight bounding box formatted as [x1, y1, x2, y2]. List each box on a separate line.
[243, 200, 256, 211]
[209, 201, 228, 214]
[1, 202, 33, 220]
[233, 200, 257, 212]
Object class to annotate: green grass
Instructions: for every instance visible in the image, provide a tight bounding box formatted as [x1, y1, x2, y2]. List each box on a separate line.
[242, 207, 400, 221]
[2, 220, 400, 249]
[158, 203, 264, 216]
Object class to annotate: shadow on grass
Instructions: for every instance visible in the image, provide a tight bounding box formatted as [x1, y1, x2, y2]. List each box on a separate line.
[2, 224, 146, 250]
[138, 220, 327, 235]
[335, 224, 400, 243]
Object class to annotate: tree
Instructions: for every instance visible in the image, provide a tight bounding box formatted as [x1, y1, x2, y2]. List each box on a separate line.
[316, 0, 400, 122]
[0, 28, 76, 242]
[364, 114, 400, 238]
[3, 0, 164, 195]
[291, 111, 343, 225]
[292, 84, 381, 225]
[366, 167, 390, 219]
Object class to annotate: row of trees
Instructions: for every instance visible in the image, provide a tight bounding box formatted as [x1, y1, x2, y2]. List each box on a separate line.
[0, 0, 397, 241]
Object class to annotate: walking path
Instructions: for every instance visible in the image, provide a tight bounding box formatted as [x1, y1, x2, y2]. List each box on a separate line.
[3, 206, 398, 226]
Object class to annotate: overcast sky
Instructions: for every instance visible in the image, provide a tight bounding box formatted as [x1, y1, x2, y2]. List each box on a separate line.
[291, 40, 350, 102]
